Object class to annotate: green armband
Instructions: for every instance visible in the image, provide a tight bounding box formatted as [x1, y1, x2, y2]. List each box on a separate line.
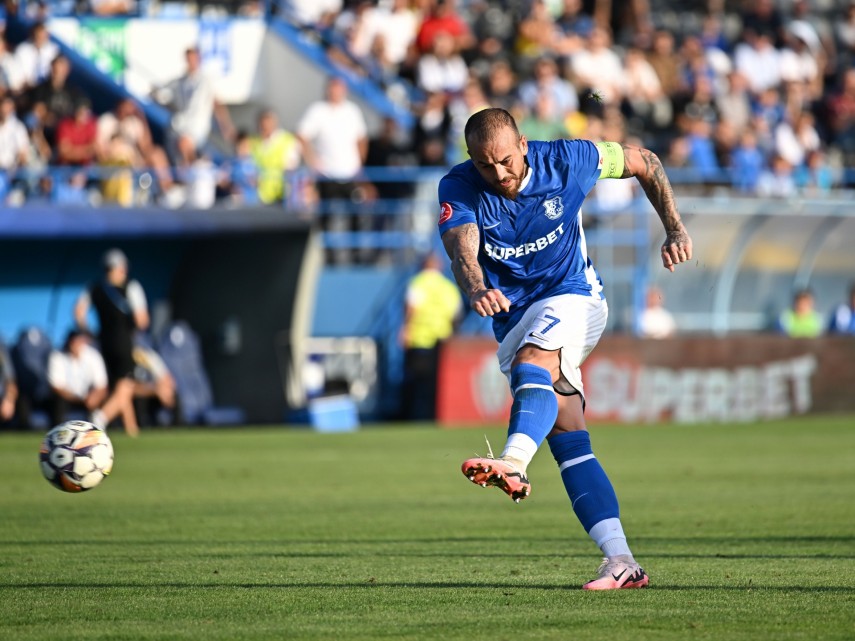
[596, 141, 625, 179]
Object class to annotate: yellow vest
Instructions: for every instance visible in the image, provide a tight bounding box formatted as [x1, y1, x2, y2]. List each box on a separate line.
[249, 130, 299, 204]
[405, 270, 461, 349]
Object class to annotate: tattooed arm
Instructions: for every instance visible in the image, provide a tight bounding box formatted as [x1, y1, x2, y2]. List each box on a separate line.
[611, 143, 693, 272]
[441, 223, 511, 317]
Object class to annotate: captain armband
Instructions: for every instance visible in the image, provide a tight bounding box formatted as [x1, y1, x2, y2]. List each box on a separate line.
[595, 141, 625, 179]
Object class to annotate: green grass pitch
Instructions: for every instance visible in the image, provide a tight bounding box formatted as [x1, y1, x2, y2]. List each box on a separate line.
[1, 416, 854, 641]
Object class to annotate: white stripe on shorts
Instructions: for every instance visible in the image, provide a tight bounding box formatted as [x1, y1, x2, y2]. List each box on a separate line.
[558, 453, 596, 472]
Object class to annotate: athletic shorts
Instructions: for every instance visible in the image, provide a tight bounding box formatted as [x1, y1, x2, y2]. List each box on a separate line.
[496, 294, 608, 399]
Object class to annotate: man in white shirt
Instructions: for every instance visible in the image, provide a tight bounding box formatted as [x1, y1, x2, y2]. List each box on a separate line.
[14, 22, 59, 90]
[638, 286, 677, 339]
[158, 47, 235, 166]
[48, 329, 109, 425]
[0, 96, 30, 171]
[297, 76, 369, 263]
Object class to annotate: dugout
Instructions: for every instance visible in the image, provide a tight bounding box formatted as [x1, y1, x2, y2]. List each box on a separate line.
[0, 207, 321, 424]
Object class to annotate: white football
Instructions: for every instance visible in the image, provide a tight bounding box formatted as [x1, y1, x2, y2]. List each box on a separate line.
[39, 421, 114, 493]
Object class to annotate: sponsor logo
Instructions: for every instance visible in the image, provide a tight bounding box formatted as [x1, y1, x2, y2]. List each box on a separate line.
[543, 196, 563, 220]
[439, 202, 453, 224]
[586, 354, 818, 423]
[484, 223, 565, 261]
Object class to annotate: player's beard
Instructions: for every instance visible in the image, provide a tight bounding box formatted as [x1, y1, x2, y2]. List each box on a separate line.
[495, 172, 523, 199]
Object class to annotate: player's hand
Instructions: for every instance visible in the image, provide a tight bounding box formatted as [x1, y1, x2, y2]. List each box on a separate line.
[470, 289, 510, 317]
[661, 226, 692, 272]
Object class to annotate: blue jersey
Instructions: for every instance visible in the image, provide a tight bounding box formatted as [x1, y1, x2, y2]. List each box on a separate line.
[438, 139, 604, 342]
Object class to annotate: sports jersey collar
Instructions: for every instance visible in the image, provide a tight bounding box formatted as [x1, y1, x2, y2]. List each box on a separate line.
[519, 162, 533, 193]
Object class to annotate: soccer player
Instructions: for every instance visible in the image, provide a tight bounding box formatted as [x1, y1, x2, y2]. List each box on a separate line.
[438, 108, 692, 590]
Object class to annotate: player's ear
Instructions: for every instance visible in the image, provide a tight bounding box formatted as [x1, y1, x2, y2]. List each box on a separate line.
[519, 135, 528, 154]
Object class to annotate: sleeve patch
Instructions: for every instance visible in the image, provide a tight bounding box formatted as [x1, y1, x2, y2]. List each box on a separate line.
[439, 202, 453, 224]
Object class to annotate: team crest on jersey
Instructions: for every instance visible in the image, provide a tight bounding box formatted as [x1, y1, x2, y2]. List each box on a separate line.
[543, 197, 563, 220]
[439, 202, 453, 224]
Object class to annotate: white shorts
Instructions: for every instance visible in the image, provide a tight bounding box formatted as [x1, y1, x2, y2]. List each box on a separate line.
[497, 294, 608, 399]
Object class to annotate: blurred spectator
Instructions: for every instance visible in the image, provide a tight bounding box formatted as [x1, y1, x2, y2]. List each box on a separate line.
[684, 117, 721, 181]
[86, 0, 137, 16]
[514, 0, 562, 66]
[467, 0, 517, 77]
[825, 68, 855, 162]
[413, 90, 451, 166]
[400, 252, 462, 420]
[55, 171, 91, 205]
[0, 36, 24, 95]
[622, 46, 670, 129]
[794, 149, 834, 195]
[415, 0, 474, 56]
[774, 110, 820, 169]
[568, 26, 623, 105]
[74, 248, 147, 436]
[734, 30, 781, 95]
[447, 78, 490, 164]
[729, 129, 766, 193]
[517, 55, 577, 119]
[638, 286, 676, 339]
[249, 109, 301, 205]
[296, 76, 369, 263]
[220, 131, 259, 205]
[97, 98, 175, 194]
[14, 22, 58, 90]
[518, 91, 569, 141]
[0, 338, 17, 425]
[0, 95, 30, 172]
[646, 30, 681, 100]
[416, 31, 468, 95]
[741, 0, 785, 47]
[483, 59, 518, 112]
[24, 55, 82, 146]
[780, 21, 824, 100]
[836, 2, 855, 71]
[778, 288, 823, 338]
[715, 71, 752, 134]
[155, 47, 235, 167]
[828, 282, 855, 335]
[47, 329, 108, 426]
[285, 0, 343, 28]
[98, 133, 138, 206]
[555, 0, 594, 43]
[56, 100, 97, 166]
[344, 0, 418, 76]
[757, 153, 797, 198]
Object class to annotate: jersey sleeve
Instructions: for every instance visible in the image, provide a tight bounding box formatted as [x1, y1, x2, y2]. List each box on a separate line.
[437, 173, 478, 236]
[126, 280, 148, 313]
[553, 139, 602, 196]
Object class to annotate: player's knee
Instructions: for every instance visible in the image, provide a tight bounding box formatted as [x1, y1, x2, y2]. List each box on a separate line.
[512, 344, 560, 376]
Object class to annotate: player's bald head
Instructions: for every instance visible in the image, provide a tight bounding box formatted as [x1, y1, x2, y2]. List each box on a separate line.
[465, 108, 521, 149]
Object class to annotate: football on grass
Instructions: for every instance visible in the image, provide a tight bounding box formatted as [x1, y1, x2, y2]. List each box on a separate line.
[39, 421, 114, 492]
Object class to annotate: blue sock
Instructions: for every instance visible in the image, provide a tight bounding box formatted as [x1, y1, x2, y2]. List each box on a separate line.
[548, 430, 620, 533]
[507, 363, 558, 442]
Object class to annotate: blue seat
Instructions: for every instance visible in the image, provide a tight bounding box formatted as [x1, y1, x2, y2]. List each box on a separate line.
[155, 321, 245, 426]
[10, 326, 54, 429]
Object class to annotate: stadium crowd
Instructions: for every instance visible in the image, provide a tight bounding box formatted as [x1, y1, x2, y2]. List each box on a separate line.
[0, 0, 852, 209]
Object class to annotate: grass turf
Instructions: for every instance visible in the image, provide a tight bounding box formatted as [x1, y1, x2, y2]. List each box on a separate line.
[1, 416, 854, 641]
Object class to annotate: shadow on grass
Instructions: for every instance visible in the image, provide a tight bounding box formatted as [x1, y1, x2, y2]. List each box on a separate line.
[1, 581, 853, 593]
[2, 535, 853, 546]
